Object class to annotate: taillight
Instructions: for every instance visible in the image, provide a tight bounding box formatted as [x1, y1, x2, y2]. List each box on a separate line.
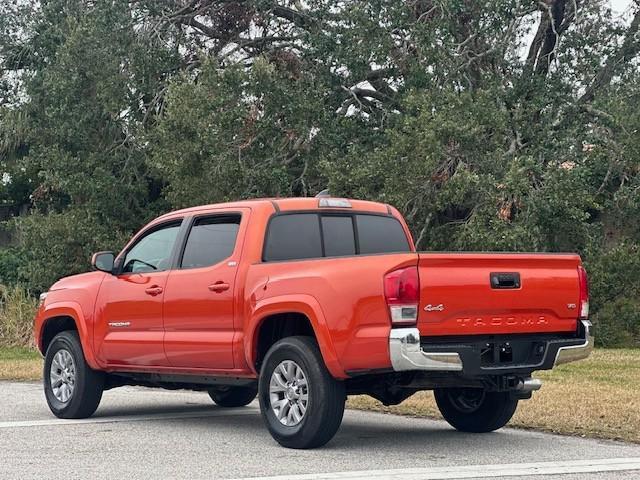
[384, 266, 419, 325]
[578, 265, 589, 319]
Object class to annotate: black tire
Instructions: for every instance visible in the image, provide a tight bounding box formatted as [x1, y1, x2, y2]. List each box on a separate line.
[208, 385, 257, 407]
[43, 331, 104, 419]
[258, 336, 345, 449]
[434, 387, 518, 433]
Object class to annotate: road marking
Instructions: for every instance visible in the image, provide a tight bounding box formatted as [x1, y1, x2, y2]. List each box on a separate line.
[234, 458, 640, 480]
[0, 408, 259, 429]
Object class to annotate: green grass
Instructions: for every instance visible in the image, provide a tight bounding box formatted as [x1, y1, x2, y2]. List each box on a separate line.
[535, 348, 639, 386]
[0, 346, 42, 381]
[0, 346, 41, 361]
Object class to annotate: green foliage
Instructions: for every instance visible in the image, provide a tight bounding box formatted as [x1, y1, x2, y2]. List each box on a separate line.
[0, 1, 639, 346]
[594, 298, 640, 348]
[586, 242, 640, 346]
[0, 284, 37, 348]
[14, 209, 129, 293]
[0, 246, 25, 286]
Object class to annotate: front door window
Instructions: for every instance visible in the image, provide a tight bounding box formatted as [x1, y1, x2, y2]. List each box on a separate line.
[122, 222, 181, 273]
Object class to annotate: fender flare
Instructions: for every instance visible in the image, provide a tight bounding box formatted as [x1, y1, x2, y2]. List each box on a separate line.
[39, 302, 101, 370]
[246, 294, 346, 379]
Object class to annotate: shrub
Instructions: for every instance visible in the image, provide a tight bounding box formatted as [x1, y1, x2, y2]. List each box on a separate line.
[0, 247, 26, 286]
[0, 285, 38, 348]
[592, 298, 640, 348]
[14, 209, 128, 293]
[585, 242, 640, 348]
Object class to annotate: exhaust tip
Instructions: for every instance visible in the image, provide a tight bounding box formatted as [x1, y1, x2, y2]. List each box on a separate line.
[516, 377, 542, 392]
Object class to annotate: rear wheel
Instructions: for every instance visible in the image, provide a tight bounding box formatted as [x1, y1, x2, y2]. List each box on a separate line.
[258, 336, 345, 449]
[44, 331, 104, 419]
[207, 385, 257, 407]
[434, 387, 518, 433]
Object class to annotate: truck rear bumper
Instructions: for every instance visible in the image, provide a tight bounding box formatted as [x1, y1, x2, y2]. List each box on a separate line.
[390, 320, 593, 375]
[554, 320, 594, 366]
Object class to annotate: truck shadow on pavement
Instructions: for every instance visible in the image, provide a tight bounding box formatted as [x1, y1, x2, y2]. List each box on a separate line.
[88, 402, 547, 455]
[92, 402, 225, 418]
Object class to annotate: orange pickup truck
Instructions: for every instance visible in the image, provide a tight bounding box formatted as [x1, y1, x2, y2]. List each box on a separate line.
[34, 197, 592, 448]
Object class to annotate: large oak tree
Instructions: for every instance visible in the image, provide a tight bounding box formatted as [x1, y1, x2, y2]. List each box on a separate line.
[1, 0, 639, 345]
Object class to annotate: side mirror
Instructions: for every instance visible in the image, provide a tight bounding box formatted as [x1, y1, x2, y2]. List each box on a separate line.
[91, 251, 115, 273]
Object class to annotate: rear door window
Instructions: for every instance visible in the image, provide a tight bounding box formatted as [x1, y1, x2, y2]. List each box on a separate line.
[355, 215, 411, 254]
[181, 215, 241, 269]
[263, 214, 322, 261]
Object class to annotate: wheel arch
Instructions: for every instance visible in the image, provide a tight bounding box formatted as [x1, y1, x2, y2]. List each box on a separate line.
[38, 302, 100, 370]
[247, 295, 345, 379]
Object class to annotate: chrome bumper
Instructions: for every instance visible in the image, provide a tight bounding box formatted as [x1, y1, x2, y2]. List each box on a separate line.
[554, 320, 594, 366]
[389, 328, 463, 371]
[389, 320, 594, 373]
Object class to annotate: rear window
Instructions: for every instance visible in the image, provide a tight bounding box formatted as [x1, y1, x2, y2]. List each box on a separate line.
[263, 213, 410, 261]
[181, 215, 240, 269]
[356, 214, 411, 254]
[322, 216, 356, 257]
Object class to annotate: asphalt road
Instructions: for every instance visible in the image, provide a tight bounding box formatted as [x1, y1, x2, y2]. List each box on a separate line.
[1, 381, 639, 480]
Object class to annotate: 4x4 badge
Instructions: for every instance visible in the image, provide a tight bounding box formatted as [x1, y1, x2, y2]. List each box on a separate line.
[424, 304, 445, 312]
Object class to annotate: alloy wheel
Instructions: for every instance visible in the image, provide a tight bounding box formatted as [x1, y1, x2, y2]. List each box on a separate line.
[269, 360, 309, 426]
[50, 349, 76, 403]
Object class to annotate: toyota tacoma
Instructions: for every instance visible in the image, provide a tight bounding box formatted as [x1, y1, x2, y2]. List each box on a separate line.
[34, 197, 592, 448]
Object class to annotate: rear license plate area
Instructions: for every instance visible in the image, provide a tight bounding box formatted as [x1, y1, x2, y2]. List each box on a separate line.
[480, 340, 547, 367]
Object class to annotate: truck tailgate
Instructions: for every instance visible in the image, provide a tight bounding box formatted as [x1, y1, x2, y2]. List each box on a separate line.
[418, 253, 582, 336]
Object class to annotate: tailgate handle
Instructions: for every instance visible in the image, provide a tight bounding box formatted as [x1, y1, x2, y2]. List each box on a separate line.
[490, 272, 521, 289]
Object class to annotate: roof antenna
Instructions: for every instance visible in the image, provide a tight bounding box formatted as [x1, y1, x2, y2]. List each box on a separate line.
[315, 189, 331, 198]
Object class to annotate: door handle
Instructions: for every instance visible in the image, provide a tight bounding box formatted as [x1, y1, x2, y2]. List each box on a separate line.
[145, 285, 163, 296]
[208, 282, 230, 293]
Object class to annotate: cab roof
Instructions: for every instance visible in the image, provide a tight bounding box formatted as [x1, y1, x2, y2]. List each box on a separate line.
[157, 197, 392, 220]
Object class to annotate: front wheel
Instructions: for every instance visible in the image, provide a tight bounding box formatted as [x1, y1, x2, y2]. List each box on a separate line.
[434, 387, 518, 433]
[208, 385, 257, 407]
[258, 336, 346, 449]
[44, 331, 105, 419]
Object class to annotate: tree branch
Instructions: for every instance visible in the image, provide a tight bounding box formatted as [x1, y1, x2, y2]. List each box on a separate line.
[526, 0, 569, 76]
[270, 5, 313, 28]
[579, 6, 640, 103]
